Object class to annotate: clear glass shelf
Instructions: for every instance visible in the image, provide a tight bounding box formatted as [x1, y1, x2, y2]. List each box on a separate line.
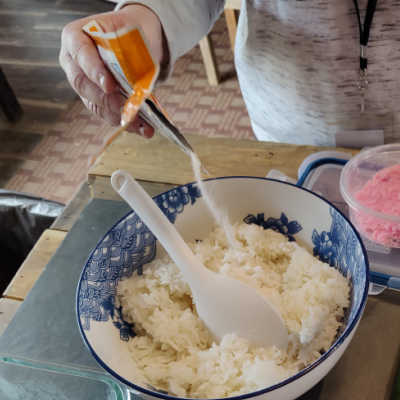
[0, 356, 129, 400]
[0, 199, 134, 400]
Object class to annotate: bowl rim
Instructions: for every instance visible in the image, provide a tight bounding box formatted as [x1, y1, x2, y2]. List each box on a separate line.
[339, 144, 400, 223]
[76, 176, 370, 400]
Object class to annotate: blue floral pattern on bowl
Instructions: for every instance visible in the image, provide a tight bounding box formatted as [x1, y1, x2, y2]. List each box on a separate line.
[78, 212, 156, 331]
[154, 184, 200, 223]
[312, 207, 365, 321]
[78, 184, 201, 332]
[243, 212, 303, 241]
[102, 297, 136, 341]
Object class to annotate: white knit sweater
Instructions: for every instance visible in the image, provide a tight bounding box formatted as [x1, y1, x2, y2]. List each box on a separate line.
[115, 0, 400, 146]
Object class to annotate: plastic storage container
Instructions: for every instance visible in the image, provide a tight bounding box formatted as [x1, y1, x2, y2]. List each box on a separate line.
[340, 144, 400, 249]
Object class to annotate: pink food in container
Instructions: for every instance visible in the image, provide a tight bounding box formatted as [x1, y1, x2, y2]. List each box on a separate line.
[340, 144, 400, 248]
[354, 165, 400, 247]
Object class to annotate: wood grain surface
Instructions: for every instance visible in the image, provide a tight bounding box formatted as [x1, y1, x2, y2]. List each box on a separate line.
[3, 229, 67, 301]
[0, 298, 21, 336]
[89, 131, 357, 183]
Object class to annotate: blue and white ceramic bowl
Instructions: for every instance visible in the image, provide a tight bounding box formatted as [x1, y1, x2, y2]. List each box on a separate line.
[77, 177, 369, 400]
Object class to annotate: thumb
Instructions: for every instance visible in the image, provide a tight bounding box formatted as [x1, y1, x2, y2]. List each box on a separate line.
[94, 5, 165, 65]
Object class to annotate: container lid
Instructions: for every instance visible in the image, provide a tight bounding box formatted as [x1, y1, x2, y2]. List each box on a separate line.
[297, 151, 400, 291]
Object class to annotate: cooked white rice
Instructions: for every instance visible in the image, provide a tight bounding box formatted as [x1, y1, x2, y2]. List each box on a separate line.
[117, 222, 350, 398]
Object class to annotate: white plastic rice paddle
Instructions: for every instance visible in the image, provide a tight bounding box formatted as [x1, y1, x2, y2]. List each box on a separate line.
[111, 170, 289, 349]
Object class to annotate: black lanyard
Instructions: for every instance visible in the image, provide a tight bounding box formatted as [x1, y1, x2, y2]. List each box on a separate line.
[352, 0, 378, 72]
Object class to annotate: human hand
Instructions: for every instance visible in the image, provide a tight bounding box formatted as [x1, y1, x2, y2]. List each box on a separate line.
[59, 4, 167, 137]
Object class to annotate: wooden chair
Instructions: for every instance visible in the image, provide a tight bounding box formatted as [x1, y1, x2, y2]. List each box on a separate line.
[199, 0, 241, 86]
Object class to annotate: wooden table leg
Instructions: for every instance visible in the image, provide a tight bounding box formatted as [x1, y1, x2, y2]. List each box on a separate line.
[0, 67, 23, 122]
[199, 36, 219, 86]
[224, 8, 238, 51]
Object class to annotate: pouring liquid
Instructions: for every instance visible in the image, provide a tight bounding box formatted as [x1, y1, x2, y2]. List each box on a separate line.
[190, 152, 238, 248]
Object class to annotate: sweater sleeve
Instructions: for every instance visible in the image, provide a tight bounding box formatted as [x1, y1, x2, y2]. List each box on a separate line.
[114, 1, 225, 77]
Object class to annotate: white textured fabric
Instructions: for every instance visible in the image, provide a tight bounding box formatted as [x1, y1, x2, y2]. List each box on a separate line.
[114, 0, 400, 146]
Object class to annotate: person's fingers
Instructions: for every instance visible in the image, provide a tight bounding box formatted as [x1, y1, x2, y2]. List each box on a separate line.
[60, 50, 99, 99]
[62, 51, 125, 121]
[81, 97, 122, 126]
[59, 6, 163, 136]
[80, 96, 154, 137]
[62, 48, 153, 135]
[61, 19, 118, 94]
